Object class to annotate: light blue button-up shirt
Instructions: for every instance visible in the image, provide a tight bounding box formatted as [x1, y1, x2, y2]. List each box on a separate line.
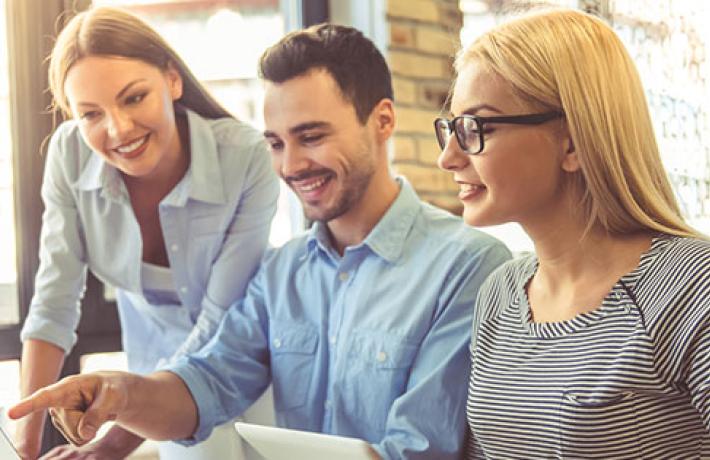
[21, 109, 279, 373]
[167, 178, 511, 459]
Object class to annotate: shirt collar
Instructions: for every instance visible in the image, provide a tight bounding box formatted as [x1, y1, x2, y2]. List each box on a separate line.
[180, 108, 226, 205]
[306, 177, 420, 263]
[74, 151, 112, 191]
[73, 109, 227, 206]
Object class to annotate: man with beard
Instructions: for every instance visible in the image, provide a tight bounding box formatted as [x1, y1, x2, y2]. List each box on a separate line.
[10, 24, 510, 459]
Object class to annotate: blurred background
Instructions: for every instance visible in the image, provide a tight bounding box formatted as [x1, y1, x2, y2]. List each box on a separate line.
[0, 0, 708, 457]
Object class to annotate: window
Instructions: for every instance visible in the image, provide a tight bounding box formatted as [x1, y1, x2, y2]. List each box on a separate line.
[0, 0, 18, 327]
[0, 360, 20, 439]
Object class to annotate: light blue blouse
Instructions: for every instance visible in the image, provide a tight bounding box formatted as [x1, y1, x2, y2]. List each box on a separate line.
[21, 109, 279, 373]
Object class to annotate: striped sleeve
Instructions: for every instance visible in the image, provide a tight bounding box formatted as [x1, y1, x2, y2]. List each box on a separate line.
[684, 242, 710, 430]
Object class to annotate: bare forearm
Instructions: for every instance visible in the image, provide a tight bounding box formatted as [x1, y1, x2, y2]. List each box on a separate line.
[93, 424, 145, 457]
[118, 371, 198, 441]
[16, 339, 65, 455]
[21, 338, 65, 396]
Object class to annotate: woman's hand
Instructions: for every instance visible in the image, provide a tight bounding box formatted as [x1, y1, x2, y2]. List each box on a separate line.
[38, 424, 145, 460]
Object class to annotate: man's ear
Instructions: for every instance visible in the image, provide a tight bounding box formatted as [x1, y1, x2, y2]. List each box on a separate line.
[165, 61, 184, 101]
[369, 98, 395, 142]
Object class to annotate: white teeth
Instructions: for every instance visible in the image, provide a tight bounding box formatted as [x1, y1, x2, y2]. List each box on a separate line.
[299, 177, 328, 192]
[460, 183, 483, 193]
[116, 136, 147, 154]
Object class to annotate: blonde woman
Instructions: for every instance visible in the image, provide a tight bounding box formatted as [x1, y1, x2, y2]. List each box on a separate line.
[436, 8, 710, 459]
[17, 6, 278, 460]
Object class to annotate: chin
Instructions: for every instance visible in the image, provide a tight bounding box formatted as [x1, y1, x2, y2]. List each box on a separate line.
[462, 207, 502, 228]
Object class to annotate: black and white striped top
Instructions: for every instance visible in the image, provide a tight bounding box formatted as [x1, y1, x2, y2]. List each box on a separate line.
[466, 235, 710, 459]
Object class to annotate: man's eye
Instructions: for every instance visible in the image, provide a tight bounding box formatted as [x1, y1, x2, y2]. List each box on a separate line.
[268, 141, 284, 151]
[302, 134, 324, 144]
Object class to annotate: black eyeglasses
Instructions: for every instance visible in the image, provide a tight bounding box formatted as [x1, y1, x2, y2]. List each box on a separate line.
[433, 111, 564, 155]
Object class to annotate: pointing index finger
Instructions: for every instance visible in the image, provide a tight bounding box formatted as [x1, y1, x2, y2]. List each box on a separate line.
[7, 384, 68, 420]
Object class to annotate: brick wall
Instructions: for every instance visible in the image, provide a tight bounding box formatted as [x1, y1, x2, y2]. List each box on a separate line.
[385, 0, 464, 214]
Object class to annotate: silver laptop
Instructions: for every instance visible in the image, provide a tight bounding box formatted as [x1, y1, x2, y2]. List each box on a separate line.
[235, 422, 378, 460]
[0, 425, 20, 460]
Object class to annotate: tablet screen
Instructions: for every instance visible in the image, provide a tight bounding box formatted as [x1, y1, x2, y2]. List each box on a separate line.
[0, 424, 21, 460]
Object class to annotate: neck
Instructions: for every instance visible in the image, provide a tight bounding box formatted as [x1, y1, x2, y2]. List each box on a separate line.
[326, 169, 400, 255]
[522, 193, 652, 293]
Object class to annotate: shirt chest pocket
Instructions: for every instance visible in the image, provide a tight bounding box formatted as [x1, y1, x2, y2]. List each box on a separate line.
[341, 334, 419, 435]
[269, 321, 319, 412]
[559, 389, 641, 458]
[186, 216, 227, 287]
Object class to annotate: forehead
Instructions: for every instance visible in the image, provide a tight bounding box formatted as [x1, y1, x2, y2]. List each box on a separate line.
[64, 56, 162, 99]
[451, 61, 528, 115]
[263, 68, 357, 132]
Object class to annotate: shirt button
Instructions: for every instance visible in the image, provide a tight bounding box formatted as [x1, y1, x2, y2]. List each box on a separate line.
[171, 244, 179, 252]
[338, 272, 349, 282]
[329, 335, 337, 345]
[325, 400, 332, 409]
[273, 338, 282, 349]
[376, 351, 387, 362]
[180, 286, 188, 294]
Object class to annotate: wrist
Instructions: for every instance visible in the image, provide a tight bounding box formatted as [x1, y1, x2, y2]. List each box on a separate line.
[15, 414, 46, 455]
[93, 426, 144, 456]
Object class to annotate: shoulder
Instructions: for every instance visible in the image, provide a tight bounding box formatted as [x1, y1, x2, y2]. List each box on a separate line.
[645, 235, 710, 283]
[207, 116, 267, 158]
[414, 202, 512, 260]
[469, 255, 533, 346]
[476, 255, 534, 317]
[198, 116, 273, 186]
[260, 233, 311, 269]
[45, 120, 94, 179]
[47, 120, 85, 157]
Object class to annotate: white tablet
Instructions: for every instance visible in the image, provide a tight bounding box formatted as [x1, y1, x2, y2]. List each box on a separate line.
[234, 422, 378, 460]
[0, 425, 20, 460]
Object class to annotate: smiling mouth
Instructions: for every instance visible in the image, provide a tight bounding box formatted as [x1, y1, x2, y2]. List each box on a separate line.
[289, 172, 335, 197]
[113, 134, 149, 156]
[458, 182, 486, 200]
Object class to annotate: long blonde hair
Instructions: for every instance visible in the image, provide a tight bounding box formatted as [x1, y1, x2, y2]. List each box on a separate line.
[458, 9, 702, 239]
[49, 6, 231, 120]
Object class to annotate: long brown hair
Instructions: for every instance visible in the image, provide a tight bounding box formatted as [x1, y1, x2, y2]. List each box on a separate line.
[49, 6, 231, 120]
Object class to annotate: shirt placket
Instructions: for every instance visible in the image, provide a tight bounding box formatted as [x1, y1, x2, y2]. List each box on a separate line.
[323, 253, 356, 430]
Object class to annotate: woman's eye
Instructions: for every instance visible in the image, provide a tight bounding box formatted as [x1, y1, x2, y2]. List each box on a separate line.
[80, 111, 100, 121]
[125, 93, 146, 105]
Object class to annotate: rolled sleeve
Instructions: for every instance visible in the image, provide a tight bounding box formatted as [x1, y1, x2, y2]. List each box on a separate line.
[21, 125, 87, 354]
[163, 363, 226, 444]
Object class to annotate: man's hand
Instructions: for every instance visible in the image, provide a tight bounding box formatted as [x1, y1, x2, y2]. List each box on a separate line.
[8, 372, 131, 448]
